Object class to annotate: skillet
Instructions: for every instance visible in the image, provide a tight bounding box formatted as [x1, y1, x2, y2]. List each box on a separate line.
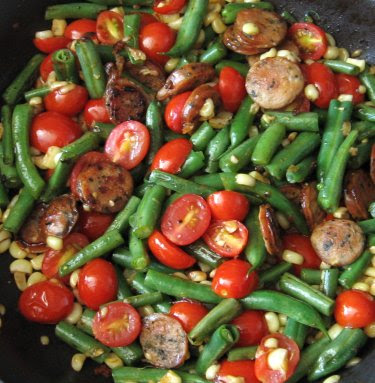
[0, 1, 374, 382]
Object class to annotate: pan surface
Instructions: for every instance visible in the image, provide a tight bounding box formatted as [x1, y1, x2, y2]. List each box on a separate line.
[0, 1, 374, 382]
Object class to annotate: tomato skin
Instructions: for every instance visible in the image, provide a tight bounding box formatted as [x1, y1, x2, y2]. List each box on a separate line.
[139, 13, 158, 29]
[104, 121, 150, 170]
[30, 111, 82, 153]
[161, 194, 211, 246]
[207, 191, 250, 221]
[219, 67, 247, 113]
[231, 310, 269, 347]
[40, 53, 54, 81]
[83, 98, 111, 127]
[44, 85, 88, 117]
[169, 301, 208, 333]
[92, 301, 141, 347]
[33, 36, 71, 53]
[65, 19, 97, 40]
[153, 0, 187, 14]
[335, 290, 375, 328]
[139, 22, 176, 65]
[165, 92, 192, 133]
[78, 259, 118, 310]
[151, 138, 192, 174]
[96, 11, 124, 45]
[76, 208, 114, 241]
[212, 259, 258, 299]
[336, 73, 365, 105]
[18, 280, 74, 324]
[148, 230, 196, 269]
[255, 334, 300, 383]
[216, 360, 260, 383]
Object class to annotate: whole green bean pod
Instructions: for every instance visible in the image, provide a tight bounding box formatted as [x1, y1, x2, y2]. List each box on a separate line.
[227, 346, 257, 362]
[300, 268, 322, 285]
[284, 318, 308, 349]
[321, 268, 339, 299]
[360, 70, 375, 102]
[184, 240, 224, 268]
[193, 173, 225, 189]
[179, 151, 205, 178]
[52, 49, 79, 83]
[107, 196, 141, 234]
[129, 229, 150, 271]
[286, 155, 316, 184]
[324, 60, 361, 75]
[206, 126, 230, 173]
[259, 262, 292, 285]
[1, 106, 14, 165]
[261, 112, 319, 132]
[355, 103, 375, 122]
[221, 2, 274, 24]
[145, 101, 163, 166]
[124, 13, 140, 49]
[45, 3, 107, 19]
[199, 40, 227, 65]
[59, 132, 101, 162]
[167, 0, 209, 57]
[215, 61, 249, 77]
[191, 122, 216, 152]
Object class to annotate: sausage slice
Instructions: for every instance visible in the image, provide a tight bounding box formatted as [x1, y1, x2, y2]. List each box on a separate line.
[125, 60, 166, 92]
[140, 313, 189, 369]
[311, 219, 365, 266]
[301, 183, 325, 231]
[246, 57, 304, 109]
[258, 204, 283, 256]
[157, 63, 216, 101]
[279, 184, 302, 206]
[76, 161, 133, 214]
[19, 204, 47, 246]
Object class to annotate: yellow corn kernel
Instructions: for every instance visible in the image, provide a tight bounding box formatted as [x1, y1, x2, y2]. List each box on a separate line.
[267, 348, 289, 373]
[205, 364, 221, 380]
[338, 48, 349, 61]
[260, 48, 277, 60]
[52, 19, 67, 37]
[264, 312, 280, 333]
[328, 323, 343, 340]
[325, 33, 336, 47]
[168, 17, 184, 30]
[164, 58, 180, 73]
[365, 322, 375, 337]
[282, 250, 304, 265]
[333, 207, 349, 219]
[212, 17, 227, 34]
[346, 58, 366, 72]
[352, 282, 370, 292]
[304, 84, 320, 102]
[71, 353, 86, 372]
[158, 13, 180, 24]
[188, 271, 207, 282]
[277, 49, 299, 63]
[338, 94, 353, 103]
[14, 271, 27, 291]
[324, 46, 339, 60]
[30, 254, 44, 271]
[320, 262, 331, 270]
[173, 272, 189, 280]
[10, 259, 33, 274]
[235, 174, 256, 187]
[46, 236, 63, 251]
[0, 304, 6, 316]
[209, 111, 233, 129]
[70, 269, 81, 288]
[346, 357, 361, 368]
[105, 353, 124, 369]
[27, 272, 47, 287]
[9, 241, 28, 259]
[204, 11, 220, 27]
[242, 22, 259, 35]
[199, 98, 215, 119]
[35, 30, 54, 39]
[264, 337, 279, 348]
[40, 335, 50, 345]
[322, 376, 340, 383]
[365, 267, 375, 278]
[160, 370, 182, 383]
[351, 49, 362, 58]
[66, 303, 83, 324]
[138, 305, 155, 317]
[42, 146, 62, 169]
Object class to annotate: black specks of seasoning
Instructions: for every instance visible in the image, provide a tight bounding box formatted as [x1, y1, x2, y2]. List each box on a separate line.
[323, 239, 334, 251]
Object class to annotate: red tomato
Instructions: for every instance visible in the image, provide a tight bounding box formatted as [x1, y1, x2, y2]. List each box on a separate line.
[288, 22, 327, 60]
[139, 13, 158, 29]
[207, 191, 250, 221]
[18, 280, 74, 324]
[65, 19, 97, 40]
[148, 230, 196, 269]
[33, 36, 71, 53]
[219, 67, 247, 113]
[104, 121, 150, 170]
[216, 360, 260, 383]
[161, 194, 211, 246]
[44, 85, 88, 117]
[153, 0, 187, 14]
[40, 53, 54, 81]
[83, 98, 111, 127]
[30, 111, 82, 153]
[76, 208, 114, 241]
[165, 92, 191, 133]
[203, 220, 248, 258]
[212, 259, 258, 299]
[169, 301, 208, 333]
[283, 234, 321, 275]
[139, 22, 176, 65]
[231, 311, 269, 347]
[92, 301, 141, 347]
[304, 62, 338, 109]
[151, 138, 192, 174]
[78, 258, 118, 310]
[255, 334, 300, 383]
[335, 290, 375, 328]
[96, 11, 124, 45]
[336, 73, 365, 105]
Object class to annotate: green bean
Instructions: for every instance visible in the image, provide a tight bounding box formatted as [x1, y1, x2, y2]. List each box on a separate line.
[266, 132, 321, 180]
[167, 0, 209, 57]
[92, 122, 115, 141]
[2, 54, 45, 105]
[284, 318, 308, 349]
[227, 346, 257, 362]
[221, 2, 274, 24]
[318, 130, 358, 212]
[124, 13, 140, 49]
[76, 38, 106, 99]
[107, 196, 141, 234]
[360, 70, 375, 102]
[259, 262, 292, 285]
[0, 159, 22, 189]
[206, 126, 230, 173]
[115, 266, 132, 300]
[123, 292, 164, 308]
[191, 122, 216, 152]
[184, 240, 224, 268]
[353, 120, 375, 141]
[189, 299, 241, 345]
[176, 53, 199, 69]
[52, 49, 79, 83]
[95, 44, 127, 62]
[215, 60, 249, 76]
[355, 103, 375, 122]
[324, 60, 361, 75]
[130, 162, 148, 184]
[281, 10, 297, 23]
[241, 290, 328, 334]
[163, 129, 188, 142]
[321, 268, 339, 299]
[0, 182, 9, 208]
[300, 268, 322, 285]
[77, 308, 96, 335]
[59, 132, 101, 162]
[313, 107, 328, 124]
[129, 229, 150, 271]
[1, 105, 14, 165]
[59, 230, 124, 276]
[348, 138, 374, 169]
[45, 3, 107, 19]
[199, 40, 227, 65]
[286, 155, 316, 184]
[145, 101, 163, 166]
[24, 86, 51, 101]
[145, 269, 222, 305]
[261, 111, 320, 132]
[192, 173, 225, 189]
[203, 25, 216, 48]
[196, 325, 240, 376]
[358, 218, 375, 233]
[179, 151, 205, 178]
[87, 0, 152, 5]
[12, 104, 45, 198]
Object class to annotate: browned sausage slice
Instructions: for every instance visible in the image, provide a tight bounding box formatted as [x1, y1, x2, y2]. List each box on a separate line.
[371, 143, 375, 184]
[19, 204, 47, 246]
[223, 26, 265, 56]
[301, 182, 325, 231]
[344, 169, 375, 219]
[279, 184, 302, 206]
[125, 60, 166, 92]
[311, 219, 365, 266]
[41, 194, 78, 238]
[76, 161, 133, 214]
[246, 57, 304, 109]
[140, 313, 189, 369]
[259, 204, 283, 256]
[156, 63, 216, 101]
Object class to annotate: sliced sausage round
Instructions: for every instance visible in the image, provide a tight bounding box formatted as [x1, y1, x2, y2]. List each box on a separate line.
[76, 161, 133, 214]
[140, 313, 189, 369]
[246, 57, 304, 109]
[311, 219, 365, 266]
[259, 204, 283, 256]
[19, 204, 47, 246]
[301, 182, 325, 231]
[157, 63, 216, 101]
[125, 61, 166, 92]
[344, 169, 375, 220]
[279, 184, 302, 206]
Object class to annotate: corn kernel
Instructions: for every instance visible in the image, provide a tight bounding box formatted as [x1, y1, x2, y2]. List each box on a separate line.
[267, 348, 289, 373]
[338, 48, 349, 61]
[52, 19, 67, 37]
[265, 312, 280, 333]
[260, 48, 277, 60]
[46, 236, 63, 251]
[304, 84, 320, 102]
[346, 58, 366, 72]
[27, 272, 47, 287]
[168, 17, 184, 30]
[365, 267, 375, 278]
[276, 212, 290, 230]
[242, 22, 259, 35]
[328, 323, 343, 340]
[346, 357, 361, 368]
[205, 364, 220, 380]
[188, 271, 207, 282]
[71, 353, 86, 372]
[35, 30, 53, 39]
[324, 46, 339, 60]
[30, 254, 44, 271]
[199, 98, 215, 119]
[264, 337, 279, 348]
[9, 241, 27, 259]
[66, 303, 83, 324]
[352, 282, 370, 292]
[209, 111, 233, 129]
[282, 250, 304, 265]
[338, 94, 353, 102]
[333, 207, 349, 219]
[325, 33, 336, 47]
[235, 174, 256, 187]
[10, 259, 33, 274]
[212, 17, 227, 34]
[365, 322, 375, 337]
[14, 271, 27, 291]
[160, 370, 182, 383]
[164, 58, 180, 73]
[40, 335, 50, 345]
[323, 376, 340, 383]
[105, 353, 124, 369]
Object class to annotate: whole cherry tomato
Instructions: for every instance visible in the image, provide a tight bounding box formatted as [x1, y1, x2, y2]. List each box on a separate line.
[83, 98, 111, 127]
[33, 36, 70, 53]
[219, 67, 247, 113]
[169, 301, 208, 333]
[153, 0, 186, 14]
[217, 360, 260, 383]
[207, 190, 250, 221]
[165, 92, 192, 133]
[65, 19, 97, 40]
[336, 73, 365, 105]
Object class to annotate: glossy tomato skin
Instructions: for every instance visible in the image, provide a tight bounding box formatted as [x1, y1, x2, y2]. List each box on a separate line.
[148, 230, 196, 269]
[104, 121, 150, 170]
[33, 36, 71, 53]
[219, 67, 247, 113]
[231, 310, 269, 347]
[153, 0, 186, 14]
[40, 53, 54, 81]
[336, 73, 365, 105]
[165, 91, 192, 133]
[216, 360, 260, 383]
[65, 19, 97, 40]
[335, 290, 375, 328]
[151, 138, 192, 174]
[92, 301, 141, 347]
[30, 111, 82, 153]
[76, 208, 114, 241]
[83, 98, 111, 127]
[212, 259, 258, 299]
[44, 85, 88, 117]
[161, 194, 211, 246]
[96, 11, 124, 45]
[255, 333, 300, 383]
[19, 280, 74, 324]
[139, 22, 176, 65]
[139, 13, 158, 29]
[207, 191, 250, 221]
[169, 301, 208, 333]
[78, 258, 118, 310]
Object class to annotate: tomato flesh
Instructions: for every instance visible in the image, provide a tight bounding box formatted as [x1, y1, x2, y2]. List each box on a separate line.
[165, 91, 192, 133]
[65, 19, 97, 40]
[96, 11, 124, 45]
[336, 73, 365, 105]
[219, 67, 247, 113]
[207, 190, 250, 221]
[217, 360, 261, 383]
[33, 36, 70, 53]
[169, 301, 208, 333]
[83, 98, 111, 128]
[153, 0, 187, 14]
